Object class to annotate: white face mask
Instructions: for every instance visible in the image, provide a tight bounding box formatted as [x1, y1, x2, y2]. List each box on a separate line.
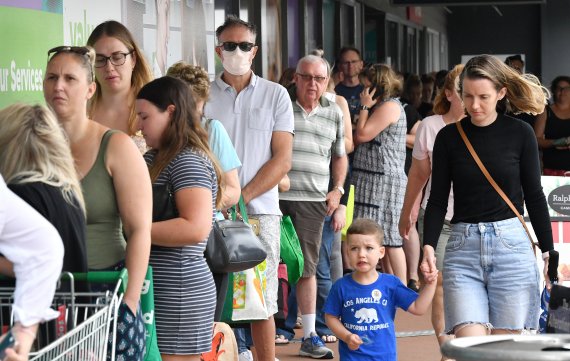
[222, 49, 252, 76]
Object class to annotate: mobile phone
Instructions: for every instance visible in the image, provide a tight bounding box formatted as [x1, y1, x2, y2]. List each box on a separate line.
[0, 330, 16, 358]
[370, 83, 383, 100]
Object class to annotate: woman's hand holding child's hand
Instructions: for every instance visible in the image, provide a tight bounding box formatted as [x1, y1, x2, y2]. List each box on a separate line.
[420, 245, 439, 284]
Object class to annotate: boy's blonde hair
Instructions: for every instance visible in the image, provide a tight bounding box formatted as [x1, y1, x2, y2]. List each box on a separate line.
[347, 218, 385, 246]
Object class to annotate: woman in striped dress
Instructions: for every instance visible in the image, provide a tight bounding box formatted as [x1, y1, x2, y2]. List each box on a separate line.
[136, 76, 224, 360]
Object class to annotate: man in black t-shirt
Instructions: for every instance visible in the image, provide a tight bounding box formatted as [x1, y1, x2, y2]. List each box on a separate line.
[334, 47, 364, 123]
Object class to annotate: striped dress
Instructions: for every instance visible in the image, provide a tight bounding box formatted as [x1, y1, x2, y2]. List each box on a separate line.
[145, 148, 218, 354]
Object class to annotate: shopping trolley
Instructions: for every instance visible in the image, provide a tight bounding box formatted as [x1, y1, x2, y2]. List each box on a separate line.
[0, 270, 125, 361]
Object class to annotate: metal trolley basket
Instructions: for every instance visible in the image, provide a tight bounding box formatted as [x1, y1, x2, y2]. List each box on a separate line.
[0, 271, 125, 361]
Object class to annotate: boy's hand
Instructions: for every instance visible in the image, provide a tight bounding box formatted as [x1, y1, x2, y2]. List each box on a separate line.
[420, 266, 438, 285]
[346, 333, 363, 350]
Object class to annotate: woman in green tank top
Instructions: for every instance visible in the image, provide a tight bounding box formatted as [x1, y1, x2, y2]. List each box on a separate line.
[44, 45, 152, 360]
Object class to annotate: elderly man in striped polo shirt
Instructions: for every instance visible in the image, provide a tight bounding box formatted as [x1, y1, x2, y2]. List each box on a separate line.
[280, 54, 348, 359]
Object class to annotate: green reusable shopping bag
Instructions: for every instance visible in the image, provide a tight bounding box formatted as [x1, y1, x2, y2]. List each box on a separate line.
[279, 215, 304, 284]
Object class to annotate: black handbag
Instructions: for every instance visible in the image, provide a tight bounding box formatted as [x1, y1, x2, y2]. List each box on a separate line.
[152, 183, 178, 222]
[205, 196, 267, 273]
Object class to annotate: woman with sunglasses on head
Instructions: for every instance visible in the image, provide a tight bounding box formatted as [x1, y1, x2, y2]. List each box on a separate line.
[422, 55, 552, 339]
[352, 64, 409, 284]
[43, 45, 152, 360]
[136, 76, 223, 361]
[534, 75, 570, 175]
[87, 20, 153, 154]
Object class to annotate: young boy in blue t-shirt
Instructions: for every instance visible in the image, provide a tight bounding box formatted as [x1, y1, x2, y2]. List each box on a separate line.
[324, 218, 438, 361]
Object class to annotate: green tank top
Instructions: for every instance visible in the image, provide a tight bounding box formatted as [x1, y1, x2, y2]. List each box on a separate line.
[81, 130, 126, 269]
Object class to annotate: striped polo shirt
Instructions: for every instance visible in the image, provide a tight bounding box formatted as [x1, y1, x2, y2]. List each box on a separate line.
[280, 89, 345, 202]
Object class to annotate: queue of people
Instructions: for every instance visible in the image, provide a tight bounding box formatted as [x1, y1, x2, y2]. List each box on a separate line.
[0, 12, 564, 361]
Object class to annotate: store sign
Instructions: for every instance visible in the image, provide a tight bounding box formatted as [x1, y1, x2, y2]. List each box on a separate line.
[407, 6, 423, 24]
[534, 177, 570, 286]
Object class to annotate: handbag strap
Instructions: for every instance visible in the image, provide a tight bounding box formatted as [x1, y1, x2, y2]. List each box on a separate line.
[456, 122, 537, 251]
[229, 195, 249, 223]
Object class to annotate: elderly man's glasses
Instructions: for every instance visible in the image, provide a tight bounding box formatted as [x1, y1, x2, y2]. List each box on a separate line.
[218, 42, 255, 52]
[94, 51, 133, 68]
[556, 86, 570, 93]
[297, 73, 327, 84]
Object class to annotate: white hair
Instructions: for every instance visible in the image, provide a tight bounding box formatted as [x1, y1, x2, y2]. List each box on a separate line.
[296, 54, 331, 76]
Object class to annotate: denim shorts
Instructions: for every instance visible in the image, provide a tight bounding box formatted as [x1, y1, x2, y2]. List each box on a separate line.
[443, 217, 540, 333]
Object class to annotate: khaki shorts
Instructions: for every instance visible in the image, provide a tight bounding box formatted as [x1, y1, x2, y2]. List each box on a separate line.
[279, 200, 327, 277]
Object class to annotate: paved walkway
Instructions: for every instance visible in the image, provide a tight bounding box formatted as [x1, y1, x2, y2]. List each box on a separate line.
[273, 306, 442, 361]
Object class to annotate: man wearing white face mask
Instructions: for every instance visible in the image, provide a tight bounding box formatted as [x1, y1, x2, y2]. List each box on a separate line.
[204, 15, 294, 361]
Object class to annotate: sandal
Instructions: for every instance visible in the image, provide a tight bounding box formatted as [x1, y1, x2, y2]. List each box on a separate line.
[294, 316, 303, 329]
[275, 334, 289, 345]
[407, 279, 420, 293]
[321, 335, 337, 343]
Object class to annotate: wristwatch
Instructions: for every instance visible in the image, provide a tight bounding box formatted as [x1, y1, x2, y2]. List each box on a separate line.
[334, 185, 345, 195]
[360, 105, 370, 111]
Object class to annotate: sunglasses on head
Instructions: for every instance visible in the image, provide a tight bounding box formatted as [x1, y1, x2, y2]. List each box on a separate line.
[47, 46, 94, 82]
[47, 46, 91, 61]
[218, 42, 255, 52]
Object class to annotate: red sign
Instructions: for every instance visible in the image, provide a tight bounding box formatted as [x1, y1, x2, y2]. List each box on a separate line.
[407, 6, 423, 24]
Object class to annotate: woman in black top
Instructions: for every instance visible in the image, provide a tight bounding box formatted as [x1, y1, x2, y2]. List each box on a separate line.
[421, 55, 553, 338]
[0, 103, 87, 275]
[534, 75, 570, 175]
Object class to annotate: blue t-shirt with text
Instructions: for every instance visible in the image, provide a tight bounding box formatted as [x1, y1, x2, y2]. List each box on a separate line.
[324, 273, 418, 361]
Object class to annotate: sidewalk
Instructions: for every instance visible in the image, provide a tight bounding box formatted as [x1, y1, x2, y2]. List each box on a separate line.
[274, 306, 441, 361]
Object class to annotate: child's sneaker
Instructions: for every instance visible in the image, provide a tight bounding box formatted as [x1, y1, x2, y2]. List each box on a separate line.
[299, 332, 334, 359]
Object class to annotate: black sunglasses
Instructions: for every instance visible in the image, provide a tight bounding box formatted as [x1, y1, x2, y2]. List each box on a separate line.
[218, 42, 255, 52]
[47, 46, 94, 81]
[47, 46, 92, 61]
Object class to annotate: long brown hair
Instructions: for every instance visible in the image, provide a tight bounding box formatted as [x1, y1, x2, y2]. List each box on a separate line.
[137, 76, 223, 208]
[459, 54, 547, 115]
[87, 20, 153, 135]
